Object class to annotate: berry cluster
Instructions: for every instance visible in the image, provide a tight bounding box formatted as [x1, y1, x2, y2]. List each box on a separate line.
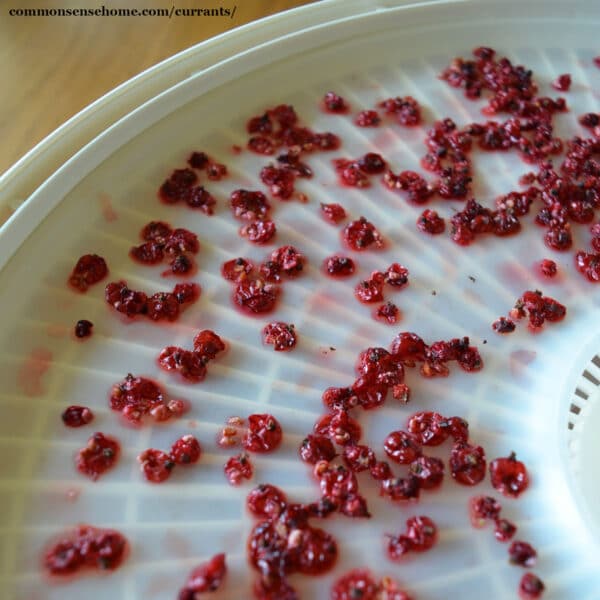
[104, 280, 199, 320]
[138, 434, 202, 483]
[129, 221, 200, 275]
[159, 329, 226, 382]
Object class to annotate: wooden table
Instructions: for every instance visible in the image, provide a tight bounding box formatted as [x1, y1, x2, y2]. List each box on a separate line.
[0, 0, 318, 177]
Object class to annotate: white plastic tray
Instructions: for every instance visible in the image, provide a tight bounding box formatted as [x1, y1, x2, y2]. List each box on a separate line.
[1, 1, 600, 598]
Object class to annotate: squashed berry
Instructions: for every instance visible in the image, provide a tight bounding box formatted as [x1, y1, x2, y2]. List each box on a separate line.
[178, 553, 227, 597]
[224, 452, 253, 485]
[489, 452, 529, 497]
[262, 322, 297, 351]
[76, 432, 120, 481]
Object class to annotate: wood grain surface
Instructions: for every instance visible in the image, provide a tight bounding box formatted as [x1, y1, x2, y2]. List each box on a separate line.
[0, 0, 318, 176]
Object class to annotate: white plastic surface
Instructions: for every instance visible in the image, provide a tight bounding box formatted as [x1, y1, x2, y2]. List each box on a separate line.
[1, 1, 600, 599]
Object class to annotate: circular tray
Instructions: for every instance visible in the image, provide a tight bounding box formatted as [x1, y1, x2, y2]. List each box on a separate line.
[1, 1, 599, 598]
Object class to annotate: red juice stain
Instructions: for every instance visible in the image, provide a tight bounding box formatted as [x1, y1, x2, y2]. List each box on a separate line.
[499, 261, 532, 287]
[17, 348, 52, 396]
[99, 193, 118, 222]
[65, 488, 81, 503]
[46, 324, 69, 338]
[509, 349, 537, 378]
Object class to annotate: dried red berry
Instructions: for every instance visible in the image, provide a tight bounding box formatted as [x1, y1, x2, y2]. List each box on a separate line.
[230, 189, 271, 220]
[158, 347, 207, 382]
[335, 159, 371, 188]
[260, 165, 296, 199]
[44, 525, 128, 575]
[355, 274, 385, 303]
[381, 476, 421, 502]
[324, 255, 356, 277]
[290, 526, 338, 574]
[320, 202, 347, 224]
[173, 282, 200, 304]
[469, 495, 501, 528]
[188, 151, 209, 169]
[354, 110, 381, 127]
[178, 553, 227, 597]
[109, 373, 183, 424]
[259, 260, 282, 283]
[445, 416, 469, 442]
[509, 541, 538, 567]
[169, 254, 194, 275]
[579, 112, 600, 129]
[375, 301, 399, 324]
[409, 456, 445, 489]
[384, 431, 422, 464]
[130, 241, 164, 265]
[263, 322, 297, 351]
[159, 168, 197, 204]
[384, 170, 436, 203]
[74, 320, 94, 338]
[323, 91, 349, 113]
[76, 432, 120, 481]
[390, 332, 427, 365]
[342, 444, 375, 472]
[343, 217, 384, 251]
[246, 483, 287, 518]
[370, 461, 392, 481]
[493, 317, 516, 334]
[242, 414, 283, 453]
[417, 209, 445, 234]
[247, 136, 275, 155]
[387, 534, 413, 561]
[206, 161, 228, 181]
[379, 96, 422, 126]
[544, 226, 572, 251]
[551, 73, 571, 91]
[519, 573, 545, 599]
[224, 452, 253, 485]
[299, 437, 337, 469]
[316, 462, 359, 501]
[314, 411, 362, 446]
[270, 245, 306, 277]
[138, 449, 175, 483]
[146, 292, 180, 322]
[384, 263, 409, 288]
[358, 153, 387, 174]
[104, 281, 147, 317]
[193, 330, 226, 359]
[405, 515, 438, 552]
[62, 405, 94, 427]
[331, 569, 378, 600]
[68, 254, 108, 292]
[234, 279, 278, 315]
[407, 411, 448, 446]
[170, 435, 202, 465]
[449, 442, 487, 485]
[240, 220, 277, 244]
[575, 250, 600, 282]
[494, 518, 517, 542]
[489, 452, 529, 497]
[222, 257, 254, 282]
[164, 228, 200, 255]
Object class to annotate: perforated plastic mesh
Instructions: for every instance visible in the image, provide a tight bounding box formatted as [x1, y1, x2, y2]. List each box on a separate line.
[1, 2, 600, 599]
